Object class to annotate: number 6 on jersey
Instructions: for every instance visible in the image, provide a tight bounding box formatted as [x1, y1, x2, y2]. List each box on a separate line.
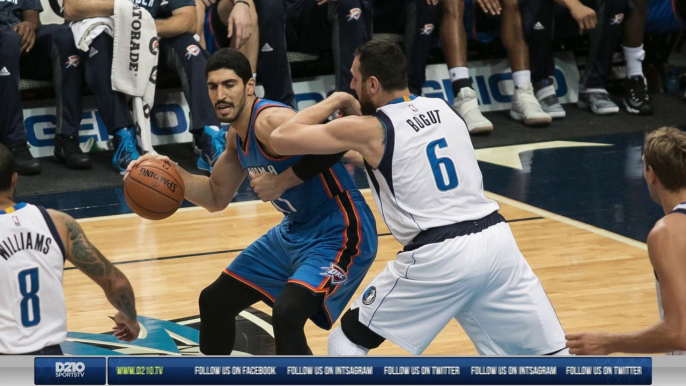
[426, 138, 458, 191]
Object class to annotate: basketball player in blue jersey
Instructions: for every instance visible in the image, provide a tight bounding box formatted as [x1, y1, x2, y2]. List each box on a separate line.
[566, 127, 686, 355]
[0, 144, 140, 354]
[127, 48, 377, 355]
[271, 40, 567, 356]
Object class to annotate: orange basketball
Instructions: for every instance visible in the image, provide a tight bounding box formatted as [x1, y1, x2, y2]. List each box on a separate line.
[124, 159, 185, 220]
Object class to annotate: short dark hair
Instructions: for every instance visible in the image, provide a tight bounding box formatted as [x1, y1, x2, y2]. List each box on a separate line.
[205, 48, 252, 84]
[354, 40, 408, 92]
[644, 127, 686, 191]
[0, 143, 15, 191]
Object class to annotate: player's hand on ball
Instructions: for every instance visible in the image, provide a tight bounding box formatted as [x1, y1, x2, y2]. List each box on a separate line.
[112, 312, 140, 342]
[125, 154, 172, 174]
[565, 332, 612, 355]
[249, 172, 290, 202]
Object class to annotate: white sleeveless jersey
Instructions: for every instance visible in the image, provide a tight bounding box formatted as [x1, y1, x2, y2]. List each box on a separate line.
[366, 96, 500, 245]
[0, 203, 67, 354]
[655, 203, 686, 355]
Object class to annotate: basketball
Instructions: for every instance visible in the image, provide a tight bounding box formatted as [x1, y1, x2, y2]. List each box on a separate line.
[124, 159, 185, 220]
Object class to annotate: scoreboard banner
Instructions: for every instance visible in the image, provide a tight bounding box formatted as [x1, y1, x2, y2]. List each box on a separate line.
[28, 356, 655, 385]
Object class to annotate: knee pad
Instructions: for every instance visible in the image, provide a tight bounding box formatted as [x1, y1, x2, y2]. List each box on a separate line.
[340, 309, 385, 350]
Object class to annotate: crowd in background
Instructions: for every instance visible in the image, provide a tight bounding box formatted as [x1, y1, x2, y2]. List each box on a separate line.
[0, 0, 682, 176]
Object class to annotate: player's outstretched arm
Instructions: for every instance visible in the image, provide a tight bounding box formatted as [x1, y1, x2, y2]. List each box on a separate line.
[566, 218, 686, 354]
[48, 210, 140, 342]
[126, 130, 245, 212]
[271, 92, 384, 165]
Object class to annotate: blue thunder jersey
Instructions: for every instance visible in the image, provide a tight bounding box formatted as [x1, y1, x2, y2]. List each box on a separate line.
[236, 98, 361, 223]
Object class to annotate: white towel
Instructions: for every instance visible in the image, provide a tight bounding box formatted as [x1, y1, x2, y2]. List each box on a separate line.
[70, 17, 113, 52]
[111, 0, 159, 154]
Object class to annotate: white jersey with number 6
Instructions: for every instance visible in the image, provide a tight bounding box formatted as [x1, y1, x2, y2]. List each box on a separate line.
[0, 203, 66, 354]
[366, 95, 499, 245]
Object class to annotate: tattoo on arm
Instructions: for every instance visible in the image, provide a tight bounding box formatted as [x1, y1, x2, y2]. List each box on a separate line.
[63, 216, 137, 320]
[378, 121, 386, 147]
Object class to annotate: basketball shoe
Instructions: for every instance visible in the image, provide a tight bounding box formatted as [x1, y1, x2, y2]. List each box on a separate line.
[194, 125, 226, 173]
[534, 78, 566, 119]
[510, 82, 552, 126]
[112, 127, 141, 174]
[453, 87, 493, 134]
[623, 75, 653, 115]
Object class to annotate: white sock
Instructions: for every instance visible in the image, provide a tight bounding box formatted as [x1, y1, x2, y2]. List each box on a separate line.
[623, 45, 645, 78]
[512, 70, 531, 88]
[449, 67, 469, 82]
[328, 327, 370, 356]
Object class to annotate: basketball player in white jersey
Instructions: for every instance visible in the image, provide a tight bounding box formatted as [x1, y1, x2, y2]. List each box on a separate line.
[270, 40, 567, 355]
[566, 127, 686, 355]
[0, 144, 140, 355]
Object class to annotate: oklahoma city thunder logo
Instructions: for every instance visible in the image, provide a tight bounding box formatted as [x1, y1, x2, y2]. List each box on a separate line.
[610, 14, 624, 26]
[321, 263, 348, 285]
[420, 24, 434, 35]
[185, 45, 200, 59]
[65, 55, 80, 69]
[347, 8, 361, 21]
[362, 286, 376, 305]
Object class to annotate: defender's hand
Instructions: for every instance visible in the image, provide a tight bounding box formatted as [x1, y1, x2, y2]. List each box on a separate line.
[112, 312, 140, 342]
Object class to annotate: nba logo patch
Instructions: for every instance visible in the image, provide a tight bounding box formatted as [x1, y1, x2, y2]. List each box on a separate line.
[362, 286, 376, 305]
[12, 216, 20, 226]
[347, 8, 361, 21]
[420, 24, 434, 35]
[409, 104, 418, 113]
[185, 45, 200, 59]
[610, 14, 624, 25]
[321, 263, 348, 285]
[65, 55, 80, 69]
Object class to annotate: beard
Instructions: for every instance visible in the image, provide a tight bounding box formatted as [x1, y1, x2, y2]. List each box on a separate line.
[359, 89, 376, 116]
[216, 94, 247, 123]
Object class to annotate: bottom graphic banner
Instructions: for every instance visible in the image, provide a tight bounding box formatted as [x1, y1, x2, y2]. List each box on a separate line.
[107, 357, 652, 385]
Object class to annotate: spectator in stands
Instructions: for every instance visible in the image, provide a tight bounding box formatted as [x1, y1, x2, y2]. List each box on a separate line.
[373, 0, 438, 97]
[524, 0, 652, 117]
[286, 0, 373, 98]
[195, 0, 258, 75]
[1, 0, 90, 174]
[439, 0, 551, 134]
[64, 0, 226, 174]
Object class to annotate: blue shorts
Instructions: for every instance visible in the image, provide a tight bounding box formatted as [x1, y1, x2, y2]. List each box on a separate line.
[224, 192, 378, 330]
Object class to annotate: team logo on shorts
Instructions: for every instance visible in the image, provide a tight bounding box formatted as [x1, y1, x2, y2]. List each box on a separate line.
[185, 45, 200, 59]
[362, 286, 376, 305]
[420, 24, 434, 35]
[610, 14, 624, 26]
[65, 55, 80, 69]
[347, 8, 361, 21]
[321, 263, 348, 285]
[12, 216, 20, 226]
[149, 37, 159, 55]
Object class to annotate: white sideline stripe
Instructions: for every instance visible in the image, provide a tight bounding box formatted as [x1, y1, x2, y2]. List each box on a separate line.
[486, 192, 648, 251]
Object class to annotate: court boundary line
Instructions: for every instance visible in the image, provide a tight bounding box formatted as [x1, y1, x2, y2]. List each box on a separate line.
[486, 192, 648, 251]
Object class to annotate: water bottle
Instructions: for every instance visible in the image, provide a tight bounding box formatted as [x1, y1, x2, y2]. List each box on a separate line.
[666, 69, 679, 94]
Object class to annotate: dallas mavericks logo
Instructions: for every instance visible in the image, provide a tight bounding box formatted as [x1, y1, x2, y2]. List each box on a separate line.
[420, 24, 434, 35]
[362, 286, 376, 305]
[610, 14, 624, 26]
[321, 263, 348, 285]
[347, 8, 361, 21]
[65, 55, 80, 69]
[185, 45, 200, 59]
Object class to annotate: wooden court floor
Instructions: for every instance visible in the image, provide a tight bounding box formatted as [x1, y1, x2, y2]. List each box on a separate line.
[64, 190, 656, 355]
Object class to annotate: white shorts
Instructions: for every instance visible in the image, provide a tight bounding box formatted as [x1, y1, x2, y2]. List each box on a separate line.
[352, 221, 566, 355]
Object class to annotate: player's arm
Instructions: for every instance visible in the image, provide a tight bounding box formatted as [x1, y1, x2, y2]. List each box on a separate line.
[156, 5, 198, 38]
[249, 107, 346, 201]
[126, 129, 245, 212]
[271, 92, 385, 166]
[48, 210, 140, 342]
[63, 0, 115, 21]
[566, 219, 686, 354]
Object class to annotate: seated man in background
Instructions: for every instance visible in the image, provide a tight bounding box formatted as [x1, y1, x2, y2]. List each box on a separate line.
[373, 0, 438, 97]
[1, 0, 90, 174]
[523, 0, 651, 117]
[440, 0, 551, 134]
[286, 0, 373, 98]
[64, 0, 226, 173]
